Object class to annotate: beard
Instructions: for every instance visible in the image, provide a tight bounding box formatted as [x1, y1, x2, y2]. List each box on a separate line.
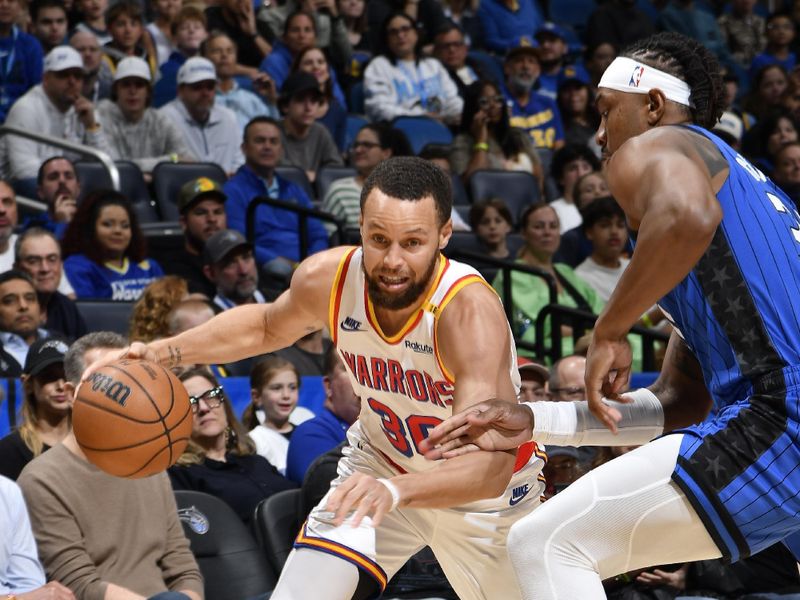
[509, 74, 536, 95]
[363, 253, 439, 311]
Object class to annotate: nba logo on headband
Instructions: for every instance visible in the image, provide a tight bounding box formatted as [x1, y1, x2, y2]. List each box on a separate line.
[629, 65, 644, 88]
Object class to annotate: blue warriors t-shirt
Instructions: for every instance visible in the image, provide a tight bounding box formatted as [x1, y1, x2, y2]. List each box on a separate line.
[64, 254, 164, 301]
[656, 125, 800, 409]
[505, 88, 565, 150]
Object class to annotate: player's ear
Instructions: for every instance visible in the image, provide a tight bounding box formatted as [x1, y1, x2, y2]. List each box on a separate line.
[439, 217, 453, 250]
[646, 89, 667, 124]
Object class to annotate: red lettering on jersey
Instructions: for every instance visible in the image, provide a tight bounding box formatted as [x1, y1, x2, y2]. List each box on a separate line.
[370, 357, 389, 391]
[356, 354, 373, 388]
[424, 372, 443, 407]
[387, 359, 406, 396]
[406, 370, 428, 402]
[341, 350, 357, 378]
[434, 381, 454, 406]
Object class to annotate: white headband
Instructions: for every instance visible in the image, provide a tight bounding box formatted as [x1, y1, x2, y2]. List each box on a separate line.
[598, 56, 693, 107]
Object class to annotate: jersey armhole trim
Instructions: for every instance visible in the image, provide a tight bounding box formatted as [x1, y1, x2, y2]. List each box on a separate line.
[328, 247, 359, 345]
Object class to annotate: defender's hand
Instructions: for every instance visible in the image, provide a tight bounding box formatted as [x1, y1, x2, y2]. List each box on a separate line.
[325, 472, 395, 528]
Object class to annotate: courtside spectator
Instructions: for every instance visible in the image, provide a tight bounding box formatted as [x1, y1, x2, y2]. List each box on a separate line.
[146, 0, 180, 66]
[259, 0, 353, 74]
[503, 41, 565, 152]
[203, 229, 267, 310]
[773, 141, 800, 207]
[101, 0, 156, 77]
[321, 122, 408, 230]
[433, 22, 491, 99]
[548, 354, 587, 402]
[0, 271, 59, 377]
[574, 197, 629, 303]
[469, 198, 514, 260]
[14, 228, 86, 340]
[557, 78, 601, 149]
[750, 12, 796, 78]
[70, 30, 112, 102]
[30, 157, 79, 238]
[278, 72, 343, 183]
[741, 110, 798, 172]
[97, 56, 193, 175]
[224, 116, 328, 278]
[3, 46, 110, 185]
[203, 31, 279, 134]
[291, 46, 347, 150]
[18, 332, 204, 600]
[534, 23, 589, 101]
[260, 10, 316, 90]
[744, 63, 790, 120]
[167, 298, 216, 335]
[0, 180, 18, 272]
[517, 357, 549, 402]
[170, 368, 297, 524]
[549, 144, 601, 233]
[153, 6, 208, 107]
[584, 41, 617, 88]
[365, 0, 447, 53]
[128, 276, 191, 343]
[553, 172, 612, 268]
[31, 0, 69, 54]
[74, 0, 110, 44]
[364, 12, 462, 124]
[160, 177, 227, 298]
[62, 191, 163, 301]
[0, 475, 75, 598]
[451, 79, 543, 185]
[285, 346, 360, 483]
[205, 0, 270, 71]
[718, 0, 765, 69]
[0, 0, 44, 121]
[476, 0, 543, 55]
[0, 337, 70, 480]
[160, 57, 244, 174]
[440, 0, 483, 49]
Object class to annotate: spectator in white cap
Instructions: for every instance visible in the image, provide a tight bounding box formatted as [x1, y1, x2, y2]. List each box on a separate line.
[159, 56, 244, 174]
[97, 56, 194, 177]
[1, 45, 111, 191]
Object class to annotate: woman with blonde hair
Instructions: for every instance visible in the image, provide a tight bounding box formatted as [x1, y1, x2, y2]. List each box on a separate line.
[242, 356, 314, 474]
[128, 275, 190, 342]
[0, 338, 71, 480]
[169, 367, 296, 524]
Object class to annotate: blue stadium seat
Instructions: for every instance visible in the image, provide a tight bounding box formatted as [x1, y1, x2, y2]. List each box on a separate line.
[391, 116, 454, 155]
[469, 170, 540, 225]
[451, 173, 469, 206]
[547, 0, 595, 39]
[74, 160, 159, 223]
[151, 162, 227, 221]
[348, 81, 365, 114]
[316, 165, 357, 200]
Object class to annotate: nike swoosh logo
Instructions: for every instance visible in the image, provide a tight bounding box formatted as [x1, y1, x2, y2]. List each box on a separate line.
[509, 488, 531, 506]
[340, 321, 366, 332]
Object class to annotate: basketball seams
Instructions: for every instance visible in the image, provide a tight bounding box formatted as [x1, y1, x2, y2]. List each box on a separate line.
[107, 362, 170, 443]
[75, 396, 165, 424]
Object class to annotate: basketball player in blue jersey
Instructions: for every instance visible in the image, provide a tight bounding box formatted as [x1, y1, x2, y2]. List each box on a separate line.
[420, 31, 800, 599]
[96, 156, 546, 600]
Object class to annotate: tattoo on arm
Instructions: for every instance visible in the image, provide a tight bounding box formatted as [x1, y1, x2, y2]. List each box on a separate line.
[166, 345, 182, 368]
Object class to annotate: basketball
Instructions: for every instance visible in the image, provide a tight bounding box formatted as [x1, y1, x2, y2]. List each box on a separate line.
[72, 359, 193, 479]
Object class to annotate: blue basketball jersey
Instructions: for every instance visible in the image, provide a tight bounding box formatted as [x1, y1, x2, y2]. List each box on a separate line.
[657, 125, 800, 409]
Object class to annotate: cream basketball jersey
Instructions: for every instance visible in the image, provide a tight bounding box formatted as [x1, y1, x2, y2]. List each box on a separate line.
[328, 246, 528, 475]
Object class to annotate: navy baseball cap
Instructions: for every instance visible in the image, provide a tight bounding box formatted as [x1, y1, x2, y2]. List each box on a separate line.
[535, 22, 569, 42]
[505, 36, 540, 63]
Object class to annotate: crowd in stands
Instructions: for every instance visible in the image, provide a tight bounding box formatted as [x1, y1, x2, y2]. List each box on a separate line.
[3, 0, 800, 598]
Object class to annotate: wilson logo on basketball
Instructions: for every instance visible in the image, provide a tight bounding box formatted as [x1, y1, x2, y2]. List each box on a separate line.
[87, 372, 132, 407]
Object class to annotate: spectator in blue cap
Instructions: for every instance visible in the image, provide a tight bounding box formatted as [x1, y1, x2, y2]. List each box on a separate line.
[534, 23, 589, 102]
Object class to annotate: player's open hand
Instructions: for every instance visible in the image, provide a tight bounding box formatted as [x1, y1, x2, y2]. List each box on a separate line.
[325, 472, 395, 528]
[585, 336, 633, 433]
[419, 400, 534, 460]
[79, 342, 158, 383]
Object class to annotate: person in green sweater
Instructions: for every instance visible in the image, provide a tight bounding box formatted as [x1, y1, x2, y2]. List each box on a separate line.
[493, 201, 604, 359]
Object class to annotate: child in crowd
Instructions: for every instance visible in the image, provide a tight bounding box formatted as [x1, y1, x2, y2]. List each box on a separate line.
[750, 12, 796, 78]
[102, 0, 156, 77]
[574, 196, 628, 303]
[75, 0, 109, 44]
[469, 198, 514, 260]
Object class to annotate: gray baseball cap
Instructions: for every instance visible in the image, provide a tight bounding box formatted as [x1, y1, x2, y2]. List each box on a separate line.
[203, 229, 252, 265]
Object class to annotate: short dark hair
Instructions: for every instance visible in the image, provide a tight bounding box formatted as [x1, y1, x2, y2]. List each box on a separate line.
[243, 116, 281, 142]
[14, 227, 60, 264]
[581, 196, 625, 231]
[30, 0, 66, 22]
[358, 122, 413, 157]
[36, 155, 76, 186]
[283, 9, 316, 36]
[469, 198, 513, 231]
[361, 156, 452, 227]
[434, 20, 463, 40]
[0, 269, 35, 290]
[550, 144, 600, 182]
[171, 5, 206, 35]
[324, 345, 343, 377]
[64, 331, 127, 384]
[105, 0, 143, 27]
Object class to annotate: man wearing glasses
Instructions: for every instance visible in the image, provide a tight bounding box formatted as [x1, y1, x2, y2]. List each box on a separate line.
[433, 23, 492, 99]
[2, 46, 110, 190]
[547, 354, 587, 402]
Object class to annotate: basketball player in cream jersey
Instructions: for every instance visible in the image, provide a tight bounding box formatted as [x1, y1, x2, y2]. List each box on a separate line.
[109, 156, 544, 600]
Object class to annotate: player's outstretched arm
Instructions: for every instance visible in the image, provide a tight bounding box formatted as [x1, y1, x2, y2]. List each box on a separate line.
[587, 130, 723, 430]
[83, 247, 352, 376]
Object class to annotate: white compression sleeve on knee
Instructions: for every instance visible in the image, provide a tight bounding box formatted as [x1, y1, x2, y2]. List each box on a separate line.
[526, 388, 664, 447]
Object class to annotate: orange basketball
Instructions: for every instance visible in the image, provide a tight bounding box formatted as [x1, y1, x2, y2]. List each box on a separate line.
[73, 359, 193, 479]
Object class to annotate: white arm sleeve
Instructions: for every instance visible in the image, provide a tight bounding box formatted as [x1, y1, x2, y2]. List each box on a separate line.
[525, 388, 665, 447]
